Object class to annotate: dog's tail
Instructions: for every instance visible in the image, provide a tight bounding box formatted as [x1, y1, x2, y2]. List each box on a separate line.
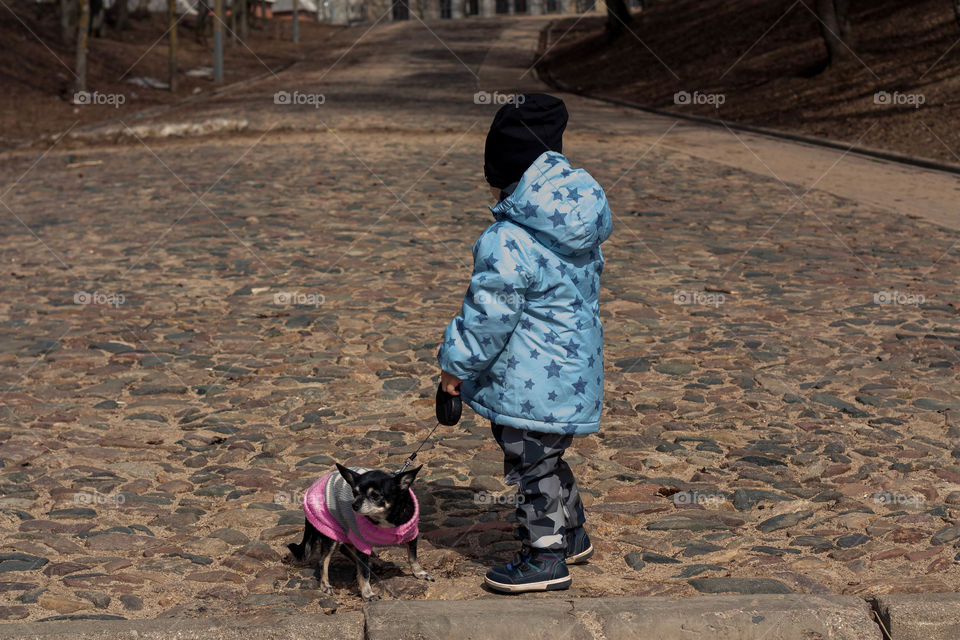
[288, 518, 310, 561]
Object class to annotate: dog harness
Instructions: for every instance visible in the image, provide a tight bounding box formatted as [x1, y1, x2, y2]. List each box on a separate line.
[303, 467, 419, 555]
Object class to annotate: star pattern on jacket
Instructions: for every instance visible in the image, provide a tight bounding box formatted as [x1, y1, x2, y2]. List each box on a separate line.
[562, 339, 580, 357]
[572, 377, 588, 394]
[519, 203, 539, 219]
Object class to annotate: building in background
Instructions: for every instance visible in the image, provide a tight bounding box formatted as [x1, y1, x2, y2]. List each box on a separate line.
[320, 0, 600, 25]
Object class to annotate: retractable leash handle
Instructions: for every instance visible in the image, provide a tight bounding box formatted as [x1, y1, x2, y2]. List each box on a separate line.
[395, 383, 461, 475]
[435, 382, 462, 427]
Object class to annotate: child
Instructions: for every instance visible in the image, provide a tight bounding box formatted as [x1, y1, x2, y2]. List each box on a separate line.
[437, 93, 612, 593]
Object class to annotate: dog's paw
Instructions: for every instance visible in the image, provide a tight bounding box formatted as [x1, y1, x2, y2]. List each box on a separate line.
[319, 583, 334, 595]
[362, 592, 380, 602]
[414, 569, 435, 582]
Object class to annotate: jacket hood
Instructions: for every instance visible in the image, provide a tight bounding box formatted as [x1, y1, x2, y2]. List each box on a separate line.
[490, 151, 612, 257]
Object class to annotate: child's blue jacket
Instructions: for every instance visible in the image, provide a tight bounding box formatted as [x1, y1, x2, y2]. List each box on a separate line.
[437, 151, 612, 435]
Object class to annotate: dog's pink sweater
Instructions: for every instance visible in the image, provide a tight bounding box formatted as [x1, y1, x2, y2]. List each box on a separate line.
[303, 470, 419, 555]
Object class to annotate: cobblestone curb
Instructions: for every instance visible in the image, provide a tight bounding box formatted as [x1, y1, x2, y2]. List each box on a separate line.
[872, 593, 960, 640]
[3, 593, 959, 639]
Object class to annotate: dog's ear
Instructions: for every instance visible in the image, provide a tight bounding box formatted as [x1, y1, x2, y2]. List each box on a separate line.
[336, 463, 360, 489]
[395, 465, 422, 491]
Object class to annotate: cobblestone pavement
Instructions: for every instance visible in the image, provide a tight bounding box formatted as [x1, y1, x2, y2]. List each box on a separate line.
[1, 15, 959, 623]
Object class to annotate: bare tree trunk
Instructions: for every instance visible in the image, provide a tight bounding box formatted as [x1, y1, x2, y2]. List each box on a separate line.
[213, 0, 224, 81]
[292, 0, 299, 42]
[196, 0, 209, 45]
[75, 0, 90, 93]
[61, 0, 75, 43]
[238, 0, 248, 39]
[816, 0, 852, 66]
[605, 0, 631, 37]
[116, 0, 129, 34]
[168, 0, 178, 91]
[835, 0, 851, 37]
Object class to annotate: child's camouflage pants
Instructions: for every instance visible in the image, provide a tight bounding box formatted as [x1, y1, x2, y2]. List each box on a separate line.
[492, 423, 587, 550]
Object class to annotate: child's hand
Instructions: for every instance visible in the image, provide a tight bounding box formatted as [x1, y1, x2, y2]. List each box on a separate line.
[440, 371, 462, 395]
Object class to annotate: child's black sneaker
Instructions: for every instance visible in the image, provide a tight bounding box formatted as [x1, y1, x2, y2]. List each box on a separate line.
[565, 526, 594, 564]
[484, 547, 571, 593]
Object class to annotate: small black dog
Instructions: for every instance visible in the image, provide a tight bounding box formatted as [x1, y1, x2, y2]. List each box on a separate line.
[288, 463, 432, 601]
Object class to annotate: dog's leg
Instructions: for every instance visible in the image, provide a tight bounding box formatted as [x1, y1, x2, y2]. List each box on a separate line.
[341, 545, 378, 601]
[356, 552, 378, 601]
[318, 538, 339, 595]
[407, 537, 434, 581]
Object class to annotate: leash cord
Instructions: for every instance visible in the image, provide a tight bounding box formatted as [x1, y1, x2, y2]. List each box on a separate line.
[396, 421, 442, 474]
